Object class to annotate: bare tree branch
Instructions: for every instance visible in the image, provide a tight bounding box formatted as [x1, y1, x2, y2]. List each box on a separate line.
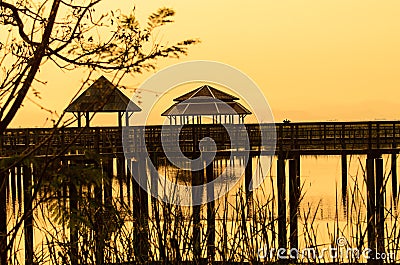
[0, 0, 62, 132]
[0, 1, 41, 46]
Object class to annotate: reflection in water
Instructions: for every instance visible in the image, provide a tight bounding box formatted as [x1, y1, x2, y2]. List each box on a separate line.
[4, 155, 399, 263]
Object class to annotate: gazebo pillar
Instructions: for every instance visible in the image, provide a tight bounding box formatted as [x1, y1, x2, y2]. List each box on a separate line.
[77, 112, 82, 127]
[125, 111, 129, 127]
[118, 112, 122, 128]
[85, 112, 90, 127]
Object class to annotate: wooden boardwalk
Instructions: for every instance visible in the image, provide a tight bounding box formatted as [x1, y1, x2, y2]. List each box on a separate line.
[2, 121, 400, 158]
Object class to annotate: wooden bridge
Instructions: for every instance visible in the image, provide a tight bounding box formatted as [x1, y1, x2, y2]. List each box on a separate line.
[2, 121, 400, 158]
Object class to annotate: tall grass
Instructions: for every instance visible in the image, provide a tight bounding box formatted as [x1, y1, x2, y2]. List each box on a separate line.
[5, 155, 400, 264]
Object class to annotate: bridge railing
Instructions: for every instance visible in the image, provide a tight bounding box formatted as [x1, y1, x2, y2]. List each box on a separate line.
[277, 122, 400, 152]
[2, 121, 400, 157]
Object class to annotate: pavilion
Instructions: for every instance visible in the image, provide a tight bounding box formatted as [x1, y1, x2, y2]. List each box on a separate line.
[161, 85, 251, 125]
[65, 76, 141, 127]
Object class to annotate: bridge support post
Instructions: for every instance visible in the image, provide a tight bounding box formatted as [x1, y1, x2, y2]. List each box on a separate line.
[103, 157, 113, 208]
[131, 156, 149, 262]
[366, 156, 376, 262]
[131, 160, 140, 212]
[0, 167, 7, 265]
[68, 161, 78, 265]
[17, 166, 22, 202]
[192, 165, 204, 262]
[289, 157, 300, 257]
[23, 164, 33, 265]
[392, 153, 397, 202]
[341, 154, 348, 207]
[277, 156, 287, 251]
[149, 153, 158, 206]
[206, 161, 215, 263]
[149, 154, 166, 261]
[126, 160, 132, 208]
[93, 158, 111, 265]
[245, 156, 253, 217]
[117, 156, 126, 205]
[375, 157, 385, 257]
[10, 167, 16, 206]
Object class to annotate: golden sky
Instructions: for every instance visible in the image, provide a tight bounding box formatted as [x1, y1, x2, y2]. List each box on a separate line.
[10, 0, 400, 127]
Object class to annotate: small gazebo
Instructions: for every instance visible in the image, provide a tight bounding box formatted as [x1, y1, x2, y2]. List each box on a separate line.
[65, 76, 141, 127]
[161, 85, 251, 125]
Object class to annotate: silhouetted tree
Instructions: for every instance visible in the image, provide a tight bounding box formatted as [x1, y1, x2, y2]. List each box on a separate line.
[0, 0, 198, 132]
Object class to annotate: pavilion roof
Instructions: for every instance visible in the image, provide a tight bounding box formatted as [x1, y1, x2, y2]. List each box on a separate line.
[65, 76, 141, 113]
[173, 85, 239, 102]
[162, 85, 251, 116]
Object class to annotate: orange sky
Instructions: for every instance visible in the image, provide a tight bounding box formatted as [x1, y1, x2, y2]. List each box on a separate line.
[9, 0, 400, 128]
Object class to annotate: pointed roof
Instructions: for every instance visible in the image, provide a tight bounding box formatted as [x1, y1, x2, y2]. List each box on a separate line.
[173, 85, 239, 102]
[162, 100, 251, 116]
[65, 76, 141, 113]
[162, 85, 251, 116]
